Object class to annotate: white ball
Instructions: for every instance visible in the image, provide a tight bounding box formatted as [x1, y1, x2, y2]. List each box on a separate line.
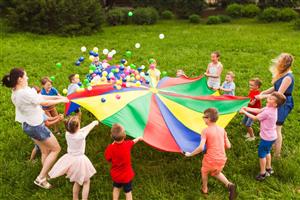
[159, 33, 165, 39]
[111, 49, 117, 55]
[93, 47, 99, 52]
[140, 65, 145, 69]
[135, 43, 141, 48]
[81, 46, 87, 52]
[87, 86, 92, 91]
[103, 49, 109, 55]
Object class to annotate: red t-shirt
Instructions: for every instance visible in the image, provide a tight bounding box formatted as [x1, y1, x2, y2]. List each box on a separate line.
[104, 140, 135, 183]
[248, 89, 261, 108]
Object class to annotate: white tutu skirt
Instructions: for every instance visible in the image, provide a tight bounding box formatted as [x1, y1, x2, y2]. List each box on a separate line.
[48, 154, 96, 185]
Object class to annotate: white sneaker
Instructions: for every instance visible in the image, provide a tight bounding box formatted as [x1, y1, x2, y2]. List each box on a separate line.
[246, 136, 256, 141]
[244, 133, 250, 138]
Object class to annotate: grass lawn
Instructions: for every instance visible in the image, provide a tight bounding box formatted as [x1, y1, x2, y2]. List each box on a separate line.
[0, 19, 300, 199]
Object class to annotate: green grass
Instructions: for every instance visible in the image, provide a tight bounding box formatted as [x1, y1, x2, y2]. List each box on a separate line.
[1, 19, 300, 199]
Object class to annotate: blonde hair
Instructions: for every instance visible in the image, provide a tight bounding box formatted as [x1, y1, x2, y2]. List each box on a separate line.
[111, 123, 126, 141]
[227, 71, 235, 78]
[270, 53, 294, 84]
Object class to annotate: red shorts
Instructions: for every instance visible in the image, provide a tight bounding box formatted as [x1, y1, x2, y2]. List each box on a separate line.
[201, 156, 226, 176]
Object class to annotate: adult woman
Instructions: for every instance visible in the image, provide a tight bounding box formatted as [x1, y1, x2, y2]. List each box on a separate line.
[256, 53, 295, 158]
[2, 68, 69, 189]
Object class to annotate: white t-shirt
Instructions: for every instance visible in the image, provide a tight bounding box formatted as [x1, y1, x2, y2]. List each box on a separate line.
[11, 87, 44, 126]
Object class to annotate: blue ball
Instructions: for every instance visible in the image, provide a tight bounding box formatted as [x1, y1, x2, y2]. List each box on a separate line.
[145, 72, 149, 76]
[146, 80, 150, 84]
[137, 67, 142, 72]
[89, 51, 94, 55]
[101, 98, 106, 103]
[75, 61, 81, 66]
[120, 59, 126, 64]
[93, 53, 99, 57]
[122, 78, 127, 82]
[78, 82, 82, 87]
[107, 77, 111, 81]
[120, 65, 125, 71]
[79, 57, 84, 62]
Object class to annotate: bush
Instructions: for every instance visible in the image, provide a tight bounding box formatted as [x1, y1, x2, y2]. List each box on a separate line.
[132, 7, 159, 25]
[294, 18, 300, 30]
[226, 3, 243, 17]
[279, 8, 299, 22]
[5, 0, 103, 35]
[241, 4, 260, 18]
[161, 10, 174, 19]
[107, 7, 130, 25]
[206, 16, 222, 24]
[218, 15, 232, 23]
[258, 7, 280, 22]
[189, 14, 201, 23]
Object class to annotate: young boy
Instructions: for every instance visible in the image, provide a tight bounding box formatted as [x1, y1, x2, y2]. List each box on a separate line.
[184, 108, 236, 200]
[240, 92, 286, 181]
[104, 124, 143, 200]
[242, 78, 262, 141]
[220, 71, 235, 96]
[67, 74, 80, 95]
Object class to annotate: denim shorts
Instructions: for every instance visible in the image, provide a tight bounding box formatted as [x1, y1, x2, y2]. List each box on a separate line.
[113, 181, 132, 193]
[242, 116, 254, 127]
[23, 122, 51, 141]
[258, 139, 276, 158]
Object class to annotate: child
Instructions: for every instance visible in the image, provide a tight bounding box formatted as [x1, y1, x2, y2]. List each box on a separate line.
[105, 124, 143, 200]
[48, 116, 98, 199]
[147, 60, 161, 82]
[239, 92, 286, 181]
[41, 77, 61, 134]
[67, 74, 81, 95]
[242, 78, 262, 141]
[204, 51, 223, 90]
[220, 71, 235, 96]
[184, 108, 236, 200]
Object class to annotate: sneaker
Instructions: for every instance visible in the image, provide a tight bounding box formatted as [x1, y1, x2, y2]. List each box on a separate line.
[228, 183, 237, 200]
[246, 136, 255, 141]
[266, 168, 274, 176]
[244, 133, 250, 138]
[256, 173, 267, 181]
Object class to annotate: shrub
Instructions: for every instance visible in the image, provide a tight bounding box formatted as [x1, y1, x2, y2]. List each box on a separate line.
[107, 7, 130, 25]
[5, 0, 103, 35]
[241, 4, 260, 18]
[279, 8, 299, 22]
[206, 16, 222, 24]
[161, 10, 174, 19]
[189, 14, 201, 23]
[294, 18, 300, 30]
[226, 3, 243, 17]
[132, 7, 159, 25]
[218, 15, 232, 23]
[258, 7, 280, 22]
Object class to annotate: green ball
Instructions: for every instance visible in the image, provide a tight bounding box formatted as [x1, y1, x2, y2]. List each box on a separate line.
[50, 76, 55, 81]
[56, 63, 62, 68]
[125, 51, 132, 58]
[128, 11, 133, 17]
[162, 71, 167, 76]
[84, 79, 89, 85]
[89, 64, 96, 71]
[130, 64, 136, 69]
[149, 58, 156, 64]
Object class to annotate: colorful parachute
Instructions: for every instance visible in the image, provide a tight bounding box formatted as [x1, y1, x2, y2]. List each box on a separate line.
[65, 74, 249, 153]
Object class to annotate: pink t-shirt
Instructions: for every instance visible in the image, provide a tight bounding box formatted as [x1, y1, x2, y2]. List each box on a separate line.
[256, 107, 278, 141]
[201, 126, 228, 162]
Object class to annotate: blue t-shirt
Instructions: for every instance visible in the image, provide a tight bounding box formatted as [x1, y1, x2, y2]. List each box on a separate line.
[41, 87, 58, 96]
[222, 81, 235, 96]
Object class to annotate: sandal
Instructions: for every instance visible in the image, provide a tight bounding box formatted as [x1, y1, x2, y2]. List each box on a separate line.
[34, 176, 52, 189]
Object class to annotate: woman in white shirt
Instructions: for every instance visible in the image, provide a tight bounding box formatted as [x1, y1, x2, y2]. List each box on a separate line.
[2, 68, 69, 189]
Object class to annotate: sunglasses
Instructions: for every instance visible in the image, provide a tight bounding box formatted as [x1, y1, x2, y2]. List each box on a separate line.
[202, 116, 209, 118]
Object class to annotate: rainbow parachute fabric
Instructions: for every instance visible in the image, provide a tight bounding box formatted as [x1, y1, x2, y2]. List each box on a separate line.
[65, 73, 249, 153]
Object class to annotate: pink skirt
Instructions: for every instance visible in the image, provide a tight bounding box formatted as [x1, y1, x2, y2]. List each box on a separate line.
[48, 154, 96, 185]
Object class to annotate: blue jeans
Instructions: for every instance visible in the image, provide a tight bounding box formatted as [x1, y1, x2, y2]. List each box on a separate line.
[23, 122, 51, 141]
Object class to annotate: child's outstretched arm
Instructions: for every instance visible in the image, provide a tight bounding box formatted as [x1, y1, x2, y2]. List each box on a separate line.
[240, 108, 259, 121]
[184, 139, 206, 157]
[81, 120, 99, 136]
[133, 137, 143, 144]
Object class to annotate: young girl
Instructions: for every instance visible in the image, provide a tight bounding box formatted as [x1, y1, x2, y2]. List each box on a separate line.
[204, 51, 223, 90]
[48, 117, 98, 200]
[105, 124, 143, 200]
[41, 77, 61, 134]
[184, 108, 236, 200]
